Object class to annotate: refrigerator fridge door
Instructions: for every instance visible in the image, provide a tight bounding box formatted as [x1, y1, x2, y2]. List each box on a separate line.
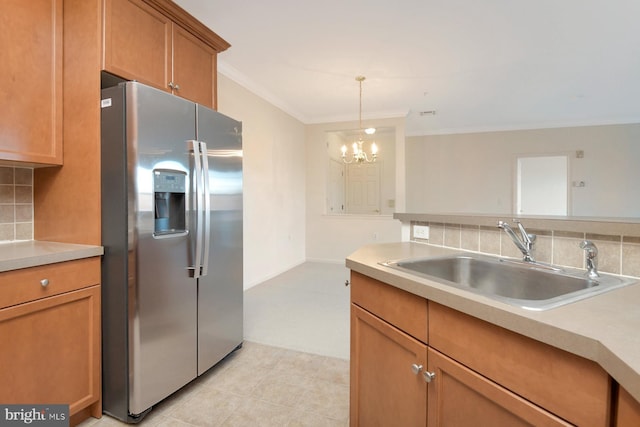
[195, 105, 244, 375]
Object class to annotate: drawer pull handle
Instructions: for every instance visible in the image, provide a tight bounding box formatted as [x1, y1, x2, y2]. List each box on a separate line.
[40, 279, 49, 288]
[411, 364, 423, 375]
[423, 371, 436, 383]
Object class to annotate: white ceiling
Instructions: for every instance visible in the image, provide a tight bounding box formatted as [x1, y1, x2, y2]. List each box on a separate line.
[175, 0, 640, 136]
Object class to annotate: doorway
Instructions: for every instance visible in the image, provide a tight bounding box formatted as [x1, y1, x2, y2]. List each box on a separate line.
[346, 162, 381, 214]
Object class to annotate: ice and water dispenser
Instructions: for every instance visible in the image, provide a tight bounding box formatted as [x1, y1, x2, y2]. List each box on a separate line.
[153, 170, 186, 235]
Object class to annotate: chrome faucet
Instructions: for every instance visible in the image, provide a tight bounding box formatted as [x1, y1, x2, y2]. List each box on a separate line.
[497, 220, 536, 262]
[580, 240, 600, 279]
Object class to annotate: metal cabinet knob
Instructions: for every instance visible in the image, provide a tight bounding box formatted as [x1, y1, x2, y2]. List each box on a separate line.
[423, 371, 436, 383]
[411, 364, 423, 375]
[40, 279, 49, 288]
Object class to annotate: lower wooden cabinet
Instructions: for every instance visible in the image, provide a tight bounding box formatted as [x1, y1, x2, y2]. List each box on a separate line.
[350, 304, 427, 427]
[427, 347, 570, 426]
[429, 302, 610, 427]
[616, 386, 640, 426]
[0, 258, 101, 426]
[350, 272, 614, 427]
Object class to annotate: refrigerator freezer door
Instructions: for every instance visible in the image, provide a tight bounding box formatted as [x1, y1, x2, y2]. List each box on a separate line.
[195, 105, 244, 375]
[125, 82, 198, 416]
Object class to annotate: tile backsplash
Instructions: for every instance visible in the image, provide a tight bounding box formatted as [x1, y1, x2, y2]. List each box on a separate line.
[412, 221, 640, 278]
[0, 167, 33, 241]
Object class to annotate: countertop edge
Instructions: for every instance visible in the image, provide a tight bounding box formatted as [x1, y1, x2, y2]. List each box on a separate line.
[0, 241, 104, 272]
[346, 242, 640, 403]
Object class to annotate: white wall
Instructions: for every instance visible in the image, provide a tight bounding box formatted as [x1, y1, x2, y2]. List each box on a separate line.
[406, 124, 640, 218]
[217, 75, 307, 289]
[305, 118, 406, 263]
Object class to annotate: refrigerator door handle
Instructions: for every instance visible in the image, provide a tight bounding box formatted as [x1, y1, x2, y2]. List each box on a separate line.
[200, 141, 211, 277]
[191, 139, 203, 279]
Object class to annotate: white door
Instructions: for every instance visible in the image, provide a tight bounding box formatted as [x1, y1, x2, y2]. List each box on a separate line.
[347, 162, 381, 214]
[328, 158, 345, 213]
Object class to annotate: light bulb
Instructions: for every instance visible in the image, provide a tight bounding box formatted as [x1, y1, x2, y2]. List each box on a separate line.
[371, 142, 378, 155]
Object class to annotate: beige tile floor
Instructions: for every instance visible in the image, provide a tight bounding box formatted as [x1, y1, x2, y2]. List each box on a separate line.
[79, 262, 351, 426]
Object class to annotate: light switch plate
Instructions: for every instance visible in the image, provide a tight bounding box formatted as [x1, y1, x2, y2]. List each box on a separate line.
[414, 225, 430, 240]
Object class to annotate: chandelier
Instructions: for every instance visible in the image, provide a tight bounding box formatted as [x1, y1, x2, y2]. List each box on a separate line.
[341, 76, 378, 164]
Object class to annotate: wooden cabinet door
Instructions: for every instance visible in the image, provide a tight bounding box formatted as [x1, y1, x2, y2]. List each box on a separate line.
[172, 24, 216, 107]
[0, 0, 62, 164]
[350, 304, 427, 427]
[0, 285, 101, 417]
[617, 387, 640, 426]
[429, 302, 611, 426]
[427, 347, 571, 426]
[103, 0, 172, 92]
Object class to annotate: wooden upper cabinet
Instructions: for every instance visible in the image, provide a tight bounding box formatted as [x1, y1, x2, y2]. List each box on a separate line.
[103, 0, 172, 91]
[103, 0, 228, 108]
[172, 24, 216, 107]
[0, 0, 63, 165]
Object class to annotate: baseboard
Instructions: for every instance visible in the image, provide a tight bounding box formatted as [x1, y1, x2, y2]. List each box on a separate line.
[243, 259, 306, 290]
[304, 257, 345, 265]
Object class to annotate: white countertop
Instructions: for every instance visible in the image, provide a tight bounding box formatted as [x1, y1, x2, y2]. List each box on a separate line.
[0, 240, 103, 272]
[346, 242, 640, 402]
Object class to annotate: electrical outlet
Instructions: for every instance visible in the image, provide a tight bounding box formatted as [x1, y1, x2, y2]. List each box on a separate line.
[414, 225, 430, 240]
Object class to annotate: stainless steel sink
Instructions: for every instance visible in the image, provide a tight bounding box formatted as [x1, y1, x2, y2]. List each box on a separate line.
[381, 254, 636, 310]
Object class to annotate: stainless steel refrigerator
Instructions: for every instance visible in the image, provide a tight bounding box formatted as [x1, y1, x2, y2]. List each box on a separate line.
[100, 81, 243, 423]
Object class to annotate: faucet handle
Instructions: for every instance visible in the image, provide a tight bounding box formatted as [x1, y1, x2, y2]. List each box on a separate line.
[514, 220, 536, 245]
[580, 240, 598, 257]
[580, 240, 600, 278]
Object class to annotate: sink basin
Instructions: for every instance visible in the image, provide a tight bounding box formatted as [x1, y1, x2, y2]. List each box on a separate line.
[381, 254, 636, 310]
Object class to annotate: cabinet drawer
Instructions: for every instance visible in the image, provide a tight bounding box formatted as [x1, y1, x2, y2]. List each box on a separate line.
[429, 302, 611, 427]
[351, 271, 428, 343]
[0, 257, 100, 308]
